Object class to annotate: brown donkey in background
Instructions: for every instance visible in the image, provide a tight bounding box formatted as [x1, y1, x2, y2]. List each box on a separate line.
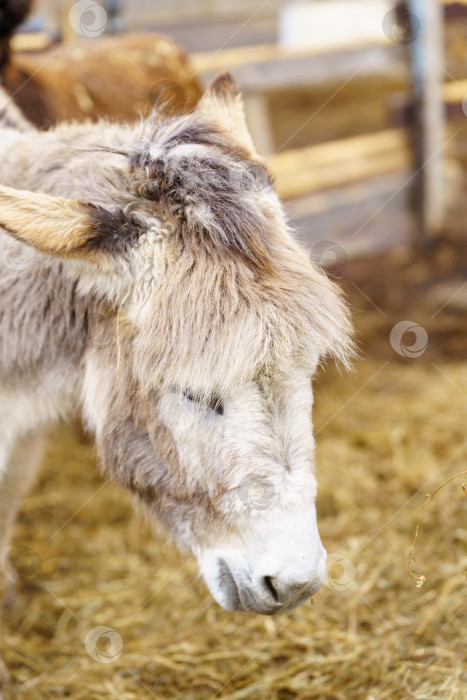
[0, 0, 201, 127]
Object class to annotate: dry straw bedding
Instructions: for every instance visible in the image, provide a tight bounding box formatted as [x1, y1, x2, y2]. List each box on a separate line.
[2, 358, 466, 699]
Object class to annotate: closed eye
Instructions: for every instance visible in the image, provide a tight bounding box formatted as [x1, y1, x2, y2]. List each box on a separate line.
[183, 391, 224, 416]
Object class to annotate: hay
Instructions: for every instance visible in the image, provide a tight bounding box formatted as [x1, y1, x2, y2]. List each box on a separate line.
[408, 470, 467, 588]
[2, 359, 466, 699]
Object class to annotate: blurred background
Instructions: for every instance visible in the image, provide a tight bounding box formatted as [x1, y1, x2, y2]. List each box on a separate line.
[2, 2, 466, 699]
[9, 0, 467, 259]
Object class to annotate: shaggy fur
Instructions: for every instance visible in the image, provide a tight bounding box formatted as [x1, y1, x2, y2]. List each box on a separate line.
[0, 73, 353, 652]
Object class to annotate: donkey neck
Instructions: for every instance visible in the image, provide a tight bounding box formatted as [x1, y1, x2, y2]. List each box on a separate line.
[0, 245, 112, 388]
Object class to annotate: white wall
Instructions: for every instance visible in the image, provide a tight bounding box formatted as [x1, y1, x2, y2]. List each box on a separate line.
[279, 1, 394, 49]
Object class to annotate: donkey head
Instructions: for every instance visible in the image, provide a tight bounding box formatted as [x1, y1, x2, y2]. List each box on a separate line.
[0, 74, 353, 614]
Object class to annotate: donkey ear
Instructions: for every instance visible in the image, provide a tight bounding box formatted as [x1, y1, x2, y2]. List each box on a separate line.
[197, 72, 257, 156]
[0, 185, 145, 270]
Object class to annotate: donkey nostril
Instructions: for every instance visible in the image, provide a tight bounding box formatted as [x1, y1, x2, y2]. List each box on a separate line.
[263, 575, 280, 603]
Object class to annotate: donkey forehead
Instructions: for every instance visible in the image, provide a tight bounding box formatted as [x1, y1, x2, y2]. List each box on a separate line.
[127, 289, 323, 401]
[130, 118, 272, 195]
[144, 118, 249, 154]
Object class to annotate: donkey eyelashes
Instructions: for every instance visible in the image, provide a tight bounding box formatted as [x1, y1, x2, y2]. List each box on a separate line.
[183, 390, 224, 416]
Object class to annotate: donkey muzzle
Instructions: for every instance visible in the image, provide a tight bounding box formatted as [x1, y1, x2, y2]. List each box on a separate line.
[199, 543, 327, 615]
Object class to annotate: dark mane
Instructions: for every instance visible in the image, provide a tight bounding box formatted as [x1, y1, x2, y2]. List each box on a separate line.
[129, 117, 276, 276]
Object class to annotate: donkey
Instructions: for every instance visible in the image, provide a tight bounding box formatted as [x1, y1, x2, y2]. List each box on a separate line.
[0, 0, 201, 128]
[0, 73, 352, 663]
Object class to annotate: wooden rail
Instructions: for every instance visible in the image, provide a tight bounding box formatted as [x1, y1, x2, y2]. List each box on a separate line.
[11, 33, 52, 52]
[266, 129, 414, 256]
[191, 39, 406, 92]
[270, 129, 410, 201]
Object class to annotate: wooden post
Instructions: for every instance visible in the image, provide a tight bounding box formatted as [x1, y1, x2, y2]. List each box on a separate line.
[61, 1, 76, 42]
[243, 93, 275, 156]
[407, 0, 445, 244]
[42, 0, 62, 38]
